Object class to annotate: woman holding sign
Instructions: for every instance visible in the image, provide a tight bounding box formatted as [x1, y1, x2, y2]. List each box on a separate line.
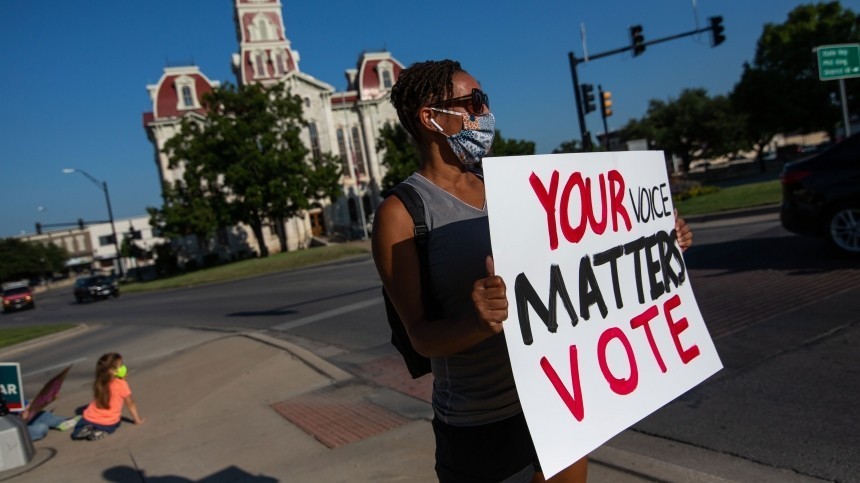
[372, 59, 692, 482]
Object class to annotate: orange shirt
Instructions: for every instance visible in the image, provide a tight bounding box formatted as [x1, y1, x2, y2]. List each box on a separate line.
[83, 378, 131, 426]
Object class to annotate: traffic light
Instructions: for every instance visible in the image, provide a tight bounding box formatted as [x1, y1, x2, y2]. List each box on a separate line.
[601, 90, 613, 118]
[35, 222, 42, 235]
[709, 16, 725, 47]
[629, 25, 645, 56]
[581, 83, 596, 113]
[78, 218, 84, 230]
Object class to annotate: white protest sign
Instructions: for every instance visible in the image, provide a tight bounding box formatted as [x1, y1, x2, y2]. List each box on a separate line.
[483, 151, 722, 478]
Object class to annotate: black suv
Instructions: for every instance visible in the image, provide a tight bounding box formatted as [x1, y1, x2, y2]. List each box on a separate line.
[74, 275, 120, 303]
[780, 133, 860, 255]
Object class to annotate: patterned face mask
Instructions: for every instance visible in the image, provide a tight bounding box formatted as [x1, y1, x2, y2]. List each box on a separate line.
[430, 108, 496, 167]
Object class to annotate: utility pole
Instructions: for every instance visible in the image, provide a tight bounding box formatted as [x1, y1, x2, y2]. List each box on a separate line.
[63, 168, 124, 278]
[568, 52, 592, 152]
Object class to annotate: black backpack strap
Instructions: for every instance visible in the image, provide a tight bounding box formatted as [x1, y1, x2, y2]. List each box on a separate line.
[386, 183, 438, 317]
[387, 183, 429, 249]
[380, 183, 438, 378]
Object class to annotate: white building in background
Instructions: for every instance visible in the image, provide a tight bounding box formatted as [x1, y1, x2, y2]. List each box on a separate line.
[143, 0, 404, 257]
[18, 215, 164, 278]
[88, 215, 164, 276]
[20, 228, 93, 273]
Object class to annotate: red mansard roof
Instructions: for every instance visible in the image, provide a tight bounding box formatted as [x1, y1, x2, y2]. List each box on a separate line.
[153, 74, 215, 119]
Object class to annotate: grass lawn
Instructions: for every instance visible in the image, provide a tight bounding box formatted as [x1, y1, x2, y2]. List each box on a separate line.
[0, 324, 75, 350]
[675, 180, 782, 216]
[123, 243, 369, 294]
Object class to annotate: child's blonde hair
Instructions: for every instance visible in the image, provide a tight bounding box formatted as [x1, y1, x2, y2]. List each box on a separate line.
[94, 353, 122, 409]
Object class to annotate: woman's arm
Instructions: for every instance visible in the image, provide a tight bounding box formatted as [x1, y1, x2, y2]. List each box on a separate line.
[372, 196, 508, 358]
[123, 395, 145, 424]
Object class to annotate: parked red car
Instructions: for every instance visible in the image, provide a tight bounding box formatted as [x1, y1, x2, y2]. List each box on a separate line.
[2, 281, 35, 313]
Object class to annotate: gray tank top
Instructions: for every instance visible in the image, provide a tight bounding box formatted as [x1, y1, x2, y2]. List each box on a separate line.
[404, 173, 521, 426]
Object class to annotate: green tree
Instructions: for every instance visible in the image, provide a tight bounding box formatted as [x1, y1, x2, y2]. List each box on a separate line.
[487, 130, 536, 157]
[40, 243, 68, 274]
[374, 125, 536, 192]
[0, 238, 68, 282]
[552, 140, 586, 153]
[730, 64, 787, 171]
[622, 88, 742, 171]
[147, 179, 229, 257]
[731, 2, 859, 162]
[160, 82, 341, 257]
[376, 122, 420, 192]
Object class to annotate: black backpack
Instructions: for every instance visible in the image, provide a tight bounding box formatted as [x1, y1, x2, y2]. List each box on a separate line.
[381, 182, 438, 379]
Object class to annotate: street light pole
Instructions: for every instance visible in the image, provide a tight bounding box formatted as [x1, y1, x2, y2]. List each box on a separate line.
[62, 168, 124, 278]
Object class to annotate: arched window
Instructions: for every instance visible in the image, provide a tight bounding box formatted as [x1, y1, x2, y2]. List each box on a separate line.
[362, 194, 372, 222]
[351, 127, 366, 176]
[376, 61, 395, 90]
[258, 19, 269, 40]
[249, 14, 278, 42]
[348, 198, 358, 223]
[382, 70, 392, 88]
[254, 52, 266, 78]
[336, 128, 350, 176]
[274, 52, 285, 75]
[181, 86, 194, 108]
[308, 122, 321, 161]
[174, 75, 199, 110]
[304, 97, 311, 108]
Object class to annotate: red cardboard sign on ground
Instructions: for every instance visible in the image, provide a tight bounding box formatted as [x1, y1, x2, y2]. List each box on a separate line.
[483, 151, 722, 478]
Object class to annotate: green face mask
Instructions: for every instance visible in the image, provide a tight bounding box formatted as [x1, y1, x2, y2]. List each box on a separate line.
[115, 364, 128, 379]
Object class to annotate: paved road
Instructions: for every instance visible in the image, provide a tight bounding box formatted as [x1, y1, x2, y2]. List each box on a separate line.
[3, 211, 858, 481]
[4, 256, 386, 335]
[637, 212, 860, 482]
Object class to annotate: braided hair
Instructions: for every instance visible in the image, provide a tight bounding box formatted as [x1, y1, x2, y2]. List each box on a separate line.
[390, 59, 464, 141]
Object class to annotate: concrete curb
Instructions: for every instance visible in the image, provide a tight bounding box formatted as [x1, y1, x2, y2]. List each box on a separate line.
[591, 430, 828, 483]
[685, 204, 780, 224]
[0, 324, 92, 359]
[242, 331, 353, 383]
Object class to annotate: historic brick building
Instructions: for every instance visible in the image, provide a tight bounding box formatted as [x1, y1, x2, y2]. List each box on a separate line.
[144, 0, 403, 255]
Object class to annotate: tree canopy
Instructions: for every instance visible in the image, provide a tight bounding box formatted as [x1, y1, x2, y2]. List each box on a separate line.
[154, 82, 341, 257]
[552, 139, 587, 153]
[622, 88, 743, 171]
[613, 2, 859, 169]
[731, 1, 860, 152]
[0, 238, 68, 282]
[376, 122, 420, 192]
[487, 130, 536, 157]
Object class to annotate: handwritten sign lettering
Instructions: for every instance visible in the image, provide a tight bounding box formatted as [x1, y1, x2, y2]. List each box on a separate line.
[484, 151, 722, 479]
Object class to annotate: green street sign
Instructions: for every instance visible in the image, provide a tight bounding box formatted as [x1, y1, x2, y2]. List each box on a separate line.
[0, 363, 24, 411]
[817, 44, 860, 81]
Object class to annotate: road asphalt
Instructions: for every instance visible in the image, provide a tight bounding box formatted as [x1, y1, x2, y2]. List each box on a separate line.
[0, 203, 834, 482]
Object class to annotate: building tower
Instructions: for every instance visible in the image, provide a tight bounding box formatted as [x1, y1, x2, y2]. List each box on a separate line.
[231, 0, 299, 87]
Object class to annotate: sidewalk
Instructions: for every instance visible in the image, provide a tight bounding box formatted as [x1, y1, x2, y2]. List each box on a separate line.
[1, 332, 438, 482]
[0, 329, 825, 483]
[1, 204, 831, 482]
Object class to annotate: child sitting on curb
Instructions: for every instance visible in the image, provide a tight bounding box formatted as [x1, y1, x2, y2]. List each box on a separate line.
[72, 353, 144, 441]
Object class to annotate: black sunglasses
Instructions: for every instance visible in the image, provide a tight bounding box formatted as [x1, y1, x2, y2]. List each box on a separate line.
[429, 88, 490, 113]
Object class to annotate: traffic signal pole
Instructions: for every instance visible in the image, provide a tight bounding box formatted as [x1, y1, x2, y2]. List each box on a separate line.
[568, 17, 724, 151]
[568, 52, 592, 152]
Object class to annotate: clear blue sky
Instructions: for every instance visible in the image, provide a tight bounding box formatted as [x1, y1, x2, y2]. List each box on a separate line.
[1, 1, 857, 239]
